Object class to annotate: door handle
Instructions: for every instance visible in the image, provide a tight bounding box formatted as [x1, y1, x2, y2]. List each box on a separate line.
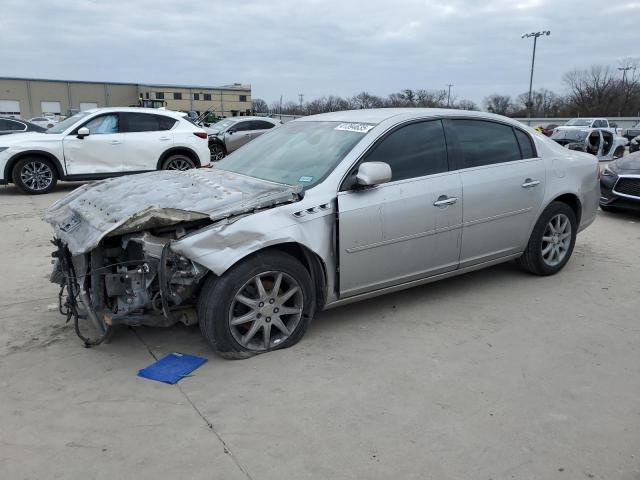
[433, 195, 458, 207]
[159, 136, 171, 141]
[521, 179, 540, 188]
[109, 140, 122, 145]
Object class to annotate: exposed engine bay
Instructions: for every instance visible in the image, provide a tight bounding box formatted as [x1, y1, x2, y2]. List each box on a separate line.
[45, 169, 302, 346]
[51, 221, 211, 345]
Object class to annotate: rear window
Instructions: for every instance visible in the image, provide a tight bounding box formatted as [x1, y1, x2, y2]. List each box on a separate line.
[123, 113, 177, 132]
[514, 129, 536, 159]
[450, 119, 522, 168]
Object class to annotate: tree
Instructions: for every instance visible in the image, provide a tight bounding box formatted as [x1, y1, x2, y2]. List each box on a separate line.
[454, 99, 479, 111]
[348, 92, 384, 109]
[251, 98, 268, 113]
[483, 94, 513, 116]
[513, 89, 562, 117]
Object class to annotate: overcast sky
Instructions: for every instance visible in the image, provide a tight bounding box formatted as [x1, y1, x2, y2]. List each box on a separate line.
[2, 0, 639, 106]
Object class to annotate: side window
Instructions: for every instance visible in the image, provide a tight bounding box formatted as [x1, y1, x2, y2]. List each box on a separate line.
[232, 121, 252, 132]
[364, 120, 449, 181]
[83, 114, 119, 134]
[251, 120, 275, 130]
[514, 129, 536, 159]
[123, 113, 175, 132]
[7, 120, 27, 131]
[450, 119, 521, 168]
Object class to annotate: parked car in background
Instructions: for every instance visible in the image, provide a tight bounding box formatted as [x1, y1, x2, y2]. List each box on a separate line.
[622, 121, 640, 142]
[0, 107, 209, 194]
[555, 118, 620, 136]
[0, 117, 46, 135]
[599, 151, 640, 212]
[28, 117, 57, 129]
[537, 123, 558, 137]
[46, 108, 599, 356]
[551, 127, 627, 161]
[206, 116, 281, 160]
[629, 135, 639, 153]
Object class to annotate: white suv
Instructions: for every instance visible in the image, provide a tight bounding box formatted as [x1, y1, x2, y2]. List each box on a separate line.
[0, 107, 210, 194]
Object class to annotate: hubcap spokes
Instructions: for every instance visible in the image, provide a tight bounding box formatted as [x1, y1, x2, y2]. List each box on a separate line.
[541, 213, 571, 266]
[167, 159, 191, 170]
[211, 148, 224, 161]
[21, 161, 52, 191]
[229, 271, 303, 351]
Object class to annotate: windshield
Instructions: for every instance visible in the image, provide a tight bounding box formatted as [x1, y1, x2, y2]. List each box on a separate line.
[209, 119, 237, 131]
[565, 118, 592, 126]
[46, 111, 91, 133]
[216, 121, 372, 187]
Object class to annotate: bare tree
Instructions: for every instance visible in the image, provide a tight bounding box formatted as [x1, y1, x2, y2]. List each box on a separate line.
[483, 94, 513, 115]
[454, 99, 479, 111]
[349, 92, 384, 109]
[251, 98, 268, 113]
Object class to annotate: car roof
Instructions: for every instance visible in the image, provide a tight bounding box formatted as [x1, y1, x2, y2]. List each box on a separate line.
[82, 107, 187, 119]
[295, 108, 526, 127]
[222, 116, 279, 123]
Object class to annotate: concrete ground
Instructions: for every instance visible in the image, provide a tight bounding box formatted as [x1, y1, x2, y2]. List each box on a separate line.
[0, 181, 639, 480]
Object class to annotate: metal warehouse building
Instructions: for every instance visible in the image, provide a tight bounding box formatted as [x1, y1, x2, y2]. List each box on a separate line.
[0, 77, 252, 119]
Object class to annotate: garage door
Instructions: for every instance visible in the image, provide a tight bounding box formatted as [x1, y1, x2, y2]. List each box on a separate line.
[80, 102, 98, 111]
[0, 100, 21, 118]
[41, 101, 61, 117]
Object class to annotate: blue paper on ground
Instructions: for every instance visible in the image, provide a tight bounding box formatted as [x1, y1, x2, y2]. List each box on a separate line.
[138, 353, 207, 384]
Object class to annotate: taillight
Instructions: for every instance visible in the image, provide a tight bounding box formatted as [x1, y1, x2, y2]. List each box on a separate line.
[193, 131, 208, 139]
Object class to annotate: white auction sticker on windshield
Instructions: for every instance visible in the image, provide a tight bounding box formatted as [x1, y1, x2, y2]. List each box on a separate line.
[334, 123, 375, 133]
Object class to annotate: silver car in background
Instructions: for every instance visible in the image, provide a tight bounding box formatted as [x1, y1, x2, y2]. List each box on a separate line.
[47, 109, 599, 357]
[206, 116, 281, 160]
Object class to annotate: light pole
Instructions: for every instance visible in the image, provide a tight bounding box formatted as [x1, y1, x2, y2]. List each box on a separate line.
[522, 30, 550, 118]
[618, 66, 632, 117]
[446, 84, 454, 107]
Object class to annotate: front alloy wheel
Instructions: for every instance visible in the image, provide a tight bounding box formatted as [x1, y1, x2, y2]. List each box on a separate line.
[12, 157, 58, 194]
[198, 250, 315, 359]
[209, 144, 225, 161]
[229, 272, 304, 351]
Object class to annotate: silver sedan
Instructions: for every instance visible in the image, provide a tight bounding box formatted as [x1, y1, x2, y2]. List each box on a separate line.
[47, 109, 600, 357]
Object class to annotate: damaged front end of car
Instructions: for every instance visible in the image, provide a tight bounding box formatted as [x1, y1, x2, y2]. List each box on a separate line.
[45, 169, 302, 346]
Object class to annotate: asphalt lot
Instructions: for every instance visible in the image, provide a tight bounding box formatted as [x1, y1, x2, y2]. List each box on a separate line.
[1, 180, 639, 480]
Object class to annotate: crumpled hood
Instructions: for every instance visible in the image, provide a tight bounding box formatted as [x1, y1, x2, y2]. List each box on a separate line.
[44, 169, 301, 255]
[612, 151, 640, 174]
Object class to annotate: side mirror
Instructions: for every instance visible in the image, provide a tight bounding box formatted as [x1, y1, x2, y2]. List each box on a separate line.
[77, 127, 90, 139]
[355, 162, 392, 187]
[227, 129, 234, 135]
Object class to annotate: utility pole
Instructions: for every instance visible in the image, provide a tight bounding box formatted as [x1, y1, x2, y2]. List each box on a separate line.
[618, 66, 632, 117]
[522, 30, 550, 118]
[446, 84, 454, 107]
[279, 94, 283, 116]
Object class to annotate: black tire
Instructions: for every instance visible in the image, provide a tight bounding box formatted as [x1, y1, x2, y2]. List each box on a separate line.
[599, 205, 617, 213]
[162, 154, 196, 171]
[516, 201, 578, 276]
[12, 157, 58, 194]
[198, 250, 316, 359]
[209, 143, 226, 161]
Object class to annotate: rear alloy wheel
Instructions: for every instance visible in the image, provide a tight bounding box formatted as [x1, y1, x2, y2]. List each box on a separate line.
[516, 201, 577, 275]
[163, 154, 196, 171]
[198, 250, 315, 359]
[209, 143, 226, 161]
[12, 157, 58, 194]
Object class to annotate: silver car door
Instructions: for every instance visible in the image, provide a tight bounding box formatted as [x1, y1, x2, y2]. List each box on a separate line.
[224, 120, 253, 152]
[445, 119, 545, 267]
[338, 120, 462, 297]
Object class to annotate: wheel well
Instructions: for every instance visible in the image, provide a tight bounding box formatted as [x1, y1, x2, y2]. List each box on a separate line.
[157, 147, 200, 169]
[552, 193, 582, 224]
[208, 139, 226, 152]
[251, 243, 328, 310]
[5, 151, 64, 182]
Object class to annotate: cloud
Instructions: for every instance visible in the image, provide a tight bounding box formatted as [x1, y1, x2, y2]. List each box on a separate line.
[1, 0, 639, 104]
